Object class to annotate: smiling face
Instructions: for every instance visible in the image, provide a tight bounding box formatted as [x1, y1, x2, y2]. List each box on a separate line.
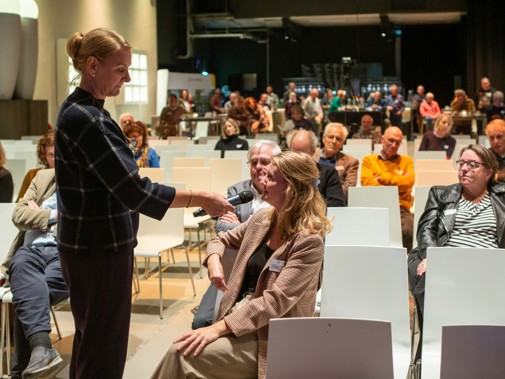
[458, 149, 492, 193]
[90, 46, 131, 99]
[260, 162, 287, 210]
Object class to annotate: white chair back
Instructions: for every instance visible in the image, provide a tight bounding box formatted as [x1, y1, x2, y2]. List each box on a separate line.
[348, 186, 403, 247]
[415, 159, 454, 171]
[421, 247, 505, 379]
[320, 245, 411, 379]
[185, 150, 221, 161]
[171, 167, 210, 192]
[325, 207, 390, 246]
[158, 150, 186, 182]
[346, 139, 373, 146]
[138, 167, 166, 183]
[415, 170, 458, 186]
[223, 150, 249, 181]
[266, 318, 395, 379]
[209, 159, 242, 197]
[173, 157, 205, 167]
[4, 159, 26, 198]
[193, 121, 209, 141]
[414, 150, 447, 160]
[0, 203, 18, 263]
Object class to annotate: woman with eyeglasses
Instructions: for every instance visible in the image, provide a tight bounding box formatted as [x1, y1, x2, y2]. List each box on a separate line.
[408, 144, 505, 320]
[123, 120, 160, 168]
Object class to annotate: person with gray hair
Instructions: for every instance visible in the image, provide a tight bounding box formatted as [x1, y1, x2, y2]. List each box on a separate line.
[288, 129, 345, 207]
[192, 140, 281, 329]
[319, 123, 358, 201]
[485, 90, 505, 122]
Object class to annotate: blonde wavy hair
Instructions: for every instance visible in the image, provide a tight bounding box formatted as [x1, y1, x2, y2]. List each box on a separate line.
[66, 28, 131, 78]
[268, 151, 332, 239]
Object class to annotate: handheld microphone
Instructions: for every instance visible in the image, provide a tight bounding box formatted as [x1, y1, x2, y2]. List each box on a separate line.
[193, 190, 254, 217]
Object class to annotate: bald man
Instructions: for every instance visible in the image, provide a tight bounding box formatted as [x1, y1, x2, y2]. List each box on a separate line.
[288, 129, 345, 207]
[361, 126, 415, 252]
[486, 119, 505, 182]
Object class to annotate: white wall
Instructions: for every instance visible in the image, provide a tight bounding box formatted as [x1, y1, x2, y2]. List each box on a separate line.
[34, 0, 158, 125]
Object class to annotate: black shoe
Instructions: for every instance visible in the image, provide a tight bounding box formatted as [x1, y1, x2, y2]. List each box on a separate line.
[21, 346, 63, 379]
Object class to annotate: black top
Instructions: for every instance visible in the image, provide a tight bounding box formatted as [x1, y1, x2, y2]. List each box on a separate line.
[239, 238, 275, 300]
[0, 167, 13, 202]
[214, 135, 249, 158]
[418, 131, 457, 159]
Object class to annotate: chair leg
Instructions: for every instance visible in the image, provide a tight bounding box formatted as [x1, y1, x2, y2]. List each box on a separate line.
[183, 247, 196, 296]
[50, 306, 62, 341]
[0, 298, 5, 377]
[158, 254, 164, 319]
[133, 258, 140, 294]
[197, 228, 203, 279]
[1, 297, 11, 377]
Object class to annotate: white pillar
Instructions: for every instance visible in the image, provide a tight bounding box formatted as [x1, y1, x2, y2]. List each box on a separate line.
[0, 0, 21, 100]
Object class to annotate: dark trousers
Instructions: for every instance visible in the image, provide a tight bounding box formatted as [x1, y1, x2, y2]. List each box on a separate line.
[9, 245, 69, 377]
[400, 207, 414, 254]
[192, 284, 216, 329]
[59, 250, 133, 379]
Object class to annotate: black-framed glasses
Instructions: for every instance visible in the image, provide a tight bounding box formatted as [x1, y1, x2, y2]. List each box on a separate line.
[456, 160, 486, 170]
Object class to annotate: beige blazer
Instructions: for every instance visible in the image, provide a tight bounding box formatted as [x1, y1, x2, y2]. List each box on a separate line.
[205, 208, 324, 379]
[2, 169, 56, 275]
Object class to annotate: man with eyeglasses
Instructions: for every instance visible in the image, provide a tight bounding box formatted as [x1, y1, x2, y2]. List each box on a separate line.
[361, 126, 415, 252]
[191, 140, 281, 329]
[319, 123, 359, 202]
[485, 119, 505, 182]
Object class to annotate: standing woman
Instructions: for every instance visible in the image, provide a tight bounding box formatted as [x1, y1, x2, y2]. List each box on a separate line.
[214, 118, 249, 158]
[123, 120, 160, 167]
[418, 113, 457, 159]
[55, 28, 232, 379]
[0, 141, 13, 202]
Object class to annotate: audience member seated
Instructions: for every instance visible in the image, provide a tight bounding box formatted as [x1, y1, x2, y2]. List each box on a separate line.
[123, 120, 160, 168]
[245, 97, 270, 136]
[0, 141, 13, 203]
[302, 88, 324, 133]
[224, 91, 238, 114]
[258, 93, 271, 111]
[228, 96, 252, 136]
[287, 129, 346, 207]
[214, 118, 249, 158]
[278, 105, 316, 150]
[412, 85, 426, 134]
[352, 114, 382, 144]
[408, 144, 504, 320]
[485, 119, 505, 182]
[475, 76, 496, 113]
[16, 132, 55, 202]
[118, 112, 135, 130]
[419, 92, 442, 130]
[386, 84, 405, 128]
[265, 85, 279, 110]
[158, 93, 188, 138]
[329, 89, 347, 114]
[361, 126, 415, 252]
[282, 81, 297, 104]
[485, 90, 505, 122]
[418, 113, 456, 159]
[191, 140, 280, 330]
[209, 88, 224, 114]
[4, 168, 69, 378]
[450, 89, 476, 135]
[365, 90, 387, 112]
[152, 151, 332, 379]
[319, 123, 359, 202]
[178, 89, 192, 112]
[284, 91, 300, 120]
[321, 88, 334, 110]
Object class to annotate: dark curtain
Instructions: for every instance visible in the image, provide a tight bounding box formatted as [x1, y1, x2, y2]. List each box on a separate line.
[465, 0, 505, 96]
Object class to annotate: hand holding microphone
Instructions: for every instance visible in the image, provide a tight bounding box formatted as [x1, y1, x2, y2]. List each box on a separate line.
[193, 190, 254, 217]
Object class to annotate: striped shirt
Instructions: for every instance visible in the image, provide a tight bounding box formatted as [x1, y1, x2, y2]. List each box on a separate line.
[55, 87, 176, 255]
[445, 195, 498, 248]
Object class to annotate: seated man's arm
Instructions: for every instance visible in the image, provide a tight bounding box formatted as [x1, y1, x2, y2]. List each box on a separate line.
[377, 157, 415, 192]
[360, 156, 381, 187]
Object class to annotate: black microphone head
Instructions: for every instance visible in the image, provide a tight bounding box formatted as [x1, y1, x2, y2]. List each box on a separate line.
[238, 190, 254, 202]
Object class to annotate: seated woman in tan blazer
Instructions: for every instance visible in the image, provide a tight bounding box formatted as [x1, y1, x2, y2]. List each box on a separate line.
[152, 151, 332, 379]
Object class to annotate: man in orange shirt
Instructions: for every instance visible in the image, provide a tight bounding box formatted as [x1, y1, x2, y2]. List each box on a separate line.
[361, 126, 415, 252]
[419, 92, 442, 131]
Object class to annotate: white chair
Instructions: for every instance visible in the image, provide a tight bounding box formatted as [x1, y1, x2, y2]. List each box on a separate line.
[415, 159, 454, 171]
[421, 247, 505, 379]
[439, 325, 505, 379]
[157, 150, 186, 182]
[348, 186, 403, 248]
[134, 207, 193, 319]
[266, 318, 395, 379]
[342, 144, 372, 154]
[171, 167, 212, 278]
[186, 143, 216, 153]
[4, 158, 27, 199]
[168, 139, 193, 147]
[415, 170, 458, 186]
[173, 157, 205, 167]
[14, 151, 38, 171]
[325, 207, 390, 247]
[346, 139, 373, 146]
[224, 150, 249, 181]
[256, 133, 277, 142]
[412, 186, 432, 248]
[185, 150, 221, 161]
[478, 135, 490, 148]
[193, 121, 209, 141]
[20, 135, 42, 143]
[414, 150, 447, 160]
[138, 167, 166, 183]
[209, 158, 242, 197]
[320, 245, 411, 379]
[198, 136, 220, 145]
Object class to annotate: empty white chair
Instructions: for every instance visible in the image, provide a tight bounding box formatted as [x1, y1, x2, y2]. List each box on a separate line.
[346, 139, 374, 146]
[348, 186, 403, 248]
[193, 121, 209, 141]
[415, 159, 454, 171]
[415, 170, 458, 186]
[209, 158, 242, 197]
[414, 150, 447, 160]
[266, 318, 395, 379]
[4, 158, 27, 198]
[138, 167, 166, 183]
[158, 150, 186, 182]
[343, 144, 372, 154]
[320, 245, 411, 379]
[224, 150, 249, 181]
[173, 157, 205, 167]
[185, 150, 221, 161]
[421, 247, 505, 379]
[256, 133, 277, 142]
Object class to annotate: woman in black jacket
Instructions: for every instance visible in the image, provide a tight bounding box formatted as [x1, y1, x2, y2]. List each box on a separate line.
[214, 118, 249, 158]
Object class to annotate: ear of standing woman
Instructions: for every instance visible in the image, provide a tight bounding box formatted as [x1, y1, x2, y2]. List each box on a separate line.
[54, 28, 232, 379]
